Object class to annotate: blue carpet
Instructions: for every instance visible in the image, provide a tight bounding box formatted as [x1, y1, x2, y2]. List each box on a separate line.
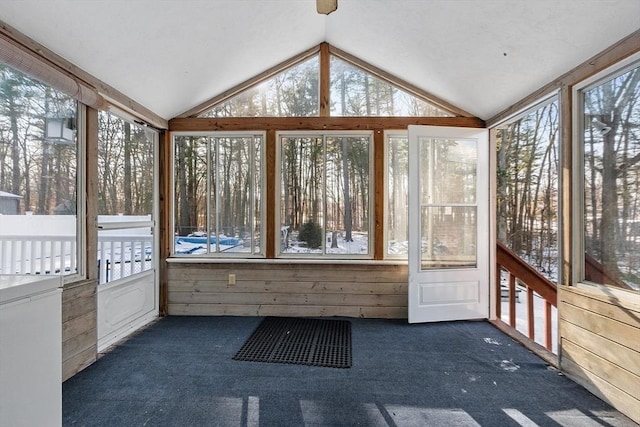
[63, 316, 636, 426]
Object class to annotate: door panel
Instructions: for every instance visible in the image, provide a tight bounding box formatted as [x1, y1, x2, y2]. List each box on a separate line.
[408, 126, 489, 323]
[98, 271, 155, 349]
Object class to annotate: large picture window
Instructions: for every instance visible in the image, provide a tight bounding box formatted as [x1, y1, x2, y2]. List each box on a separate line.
[278, 132, 372, 257]
[0, 63, 80, 276]
[173, 133, 263, 256]
[495, 98, 560, 282]
[581, 60, 640, 293]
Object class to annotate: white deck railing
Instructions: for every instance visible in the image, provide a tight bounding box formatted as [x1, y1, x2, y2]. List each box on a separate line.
[0, 235, 77, 276]
[97, 235, 153, 284]
[0, 234, 153, 284]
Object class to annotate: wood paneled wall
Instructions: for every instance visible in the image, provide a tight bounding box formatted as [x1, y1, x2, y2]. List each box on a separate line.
[167, 262, 408, 318]
[559, 286, 640, 424]
[62, 279, 97, 381]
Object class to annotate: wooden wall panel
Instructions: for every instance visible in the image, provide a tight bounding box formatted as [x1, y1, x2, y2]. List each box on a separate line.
[167, 262, 408, 319]
[559, 286, 640, 424]
[62, 279, 97, 381]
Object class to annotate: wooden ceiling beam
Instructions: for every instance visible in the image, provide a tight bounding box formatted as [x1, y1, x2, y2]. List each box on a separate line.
[169, 116, 485, 132]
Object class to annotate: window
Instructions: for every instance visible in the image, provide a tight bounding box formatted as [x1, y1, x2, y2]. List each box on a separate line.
[495, 97, 560, 282]
[580, 60, 640, 293]
[173, 133, 263, 256]
[97, 111, 156, 284]
[278, 132, 372, 257]
[196, 50, 455, 119]
[0, 63, 80, 276]
[198, 55, 319, 118]
[330, 57, 453, 117]
[175, 45, 468, 260]
[385, 132, 409, 258]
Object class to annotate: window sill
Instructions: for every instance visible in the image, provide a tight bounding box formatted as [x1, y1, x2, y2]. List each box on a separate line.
[166, 257, 407, 266]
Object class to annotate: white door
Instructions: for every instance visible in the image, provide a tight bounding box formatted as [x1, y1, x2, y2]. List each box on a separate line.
[96, 118, 159, 351]
[408, 125, 489, 323]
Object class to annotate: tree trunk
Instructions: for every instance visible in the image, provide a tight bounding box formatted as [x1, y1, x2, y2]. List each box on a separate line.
[123, 122, 132, 215]
[341, 138, 353, 242]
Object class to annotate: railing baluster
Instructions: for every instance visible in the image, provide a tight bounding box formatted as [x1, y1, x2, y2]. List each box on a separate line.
[99, 240, 107, 284]
[30, 240, 37, 274]
[10, 240, 17, 274]
[40, 240, 47, 274]
[496, 264, 502, 319]
[19, 240, 27, 274]
[545, 301, 552, 351]
[509, 273, 516, 328]
[527, 287, 534, 340]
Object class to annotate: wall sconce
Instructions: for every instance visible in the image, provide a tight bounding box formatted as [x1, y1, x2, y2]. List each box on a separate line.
[45, 117, 76, 143]
[317, 0, 337, 15]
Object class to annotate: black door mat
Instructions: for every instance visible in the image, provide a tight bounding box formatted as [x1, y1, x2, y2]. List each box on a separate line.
[233, 317, 352, 368]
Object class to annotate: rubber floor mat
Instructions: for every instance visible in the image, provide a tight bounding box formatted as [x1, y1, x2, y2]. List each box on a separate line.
[233, 317, 352, 368]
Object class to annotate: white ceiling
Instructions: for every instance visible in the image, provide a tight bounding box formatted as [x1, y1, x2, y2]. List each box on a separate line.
[1, 0, 638, 121]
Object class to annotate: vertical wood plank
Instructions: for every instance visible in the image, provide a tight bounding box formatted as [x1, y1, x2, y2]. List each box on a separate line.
[158, 130, 172, 315]
[319, 42, 330, 117]
[560, 85, 572, 287]
[85, 106, 98, 281]
[266, 129, 276, 258]
[374, 129, 384, 260]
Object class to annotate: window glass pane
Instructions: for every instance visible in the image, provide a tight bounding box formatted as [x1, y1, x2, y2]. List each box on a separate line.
[419, 137, 476, 204]
[0, 63, 78, 275]
[174, 134, 262, 256]
[330, 56, 453, 117]
[279, 134, 371, 256]
[496, 100, 559, 282]
[386, 135, 409, 257]
[97, 112, 155, 284]
[421, 206, 477, 269]
[199, 56, 319, 118]
[280, 136, 324, 254]
[325, 136, 370, 255]
[174, 136, 208, 253]
[98, 112, 154, 216]
[211, 136, 261, 254]
[583, 64, 640, 293]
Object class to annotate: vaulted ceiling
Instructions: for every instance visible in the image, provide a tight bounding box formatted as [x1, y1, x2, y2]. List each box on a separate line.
[1, 0, 638, 121]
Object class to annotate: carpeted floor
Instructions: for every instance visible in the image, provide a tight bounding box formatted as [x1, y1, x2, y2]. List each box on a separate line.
[63, 316, 636, 426]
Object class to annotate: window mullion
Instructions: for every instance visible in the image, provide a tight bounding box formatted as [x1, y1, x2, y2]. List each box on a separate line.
[322, 135, 328, 255]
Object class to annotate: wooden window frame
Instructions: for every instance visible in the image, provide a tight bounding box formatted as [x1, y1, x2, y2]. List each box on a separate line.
[167, 42, 485, 261]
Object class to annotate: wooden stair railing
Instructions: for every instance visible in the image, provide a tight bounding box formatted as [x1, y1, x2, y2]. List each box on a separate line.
[584, 252, 633, 290]
[496, 241, 557, 352]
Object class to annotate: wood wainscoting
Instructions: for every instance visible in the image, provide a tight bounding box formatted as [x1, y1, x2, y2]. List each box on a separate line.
[62, 279, 97, 381]
[559, 285, 640, 424]
[167, 262, 408, 318]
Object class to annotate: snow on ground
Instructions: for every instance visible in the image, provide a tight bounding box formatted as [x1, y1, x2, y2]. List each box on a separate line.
[501, 288, 558, 354]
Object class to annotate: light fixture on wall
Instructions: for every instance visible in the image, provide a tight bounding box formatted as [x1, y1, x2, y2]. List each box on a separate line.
[591, 118, 612, 136]
[317, 0, 337, 15]
[45, 116, 76, 144]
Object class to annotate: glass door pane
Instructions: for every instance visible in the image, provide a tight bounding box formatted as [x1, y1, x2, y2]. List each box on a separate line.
[419, 137, 478, 269]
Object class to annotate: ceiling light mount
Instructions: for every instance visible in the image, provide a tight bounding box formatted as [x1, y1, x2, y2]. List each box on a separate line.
[317, 0, 337, 15]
